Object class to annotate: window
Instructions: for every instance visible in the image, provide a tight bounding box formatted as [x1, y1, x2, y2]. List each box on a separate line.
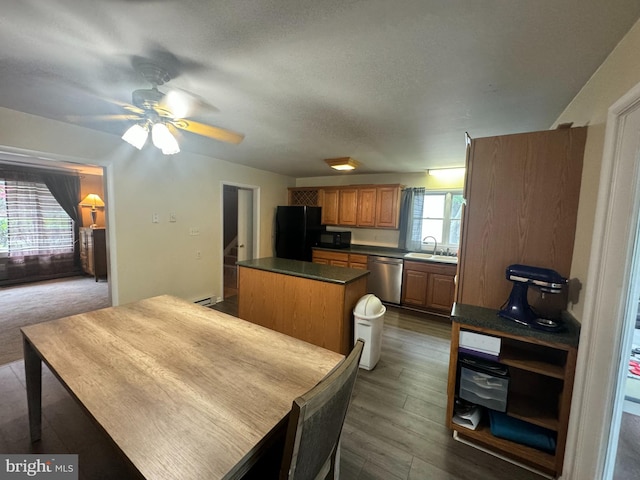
[419, 191, 463, 249]
[0, 178, 74, 256]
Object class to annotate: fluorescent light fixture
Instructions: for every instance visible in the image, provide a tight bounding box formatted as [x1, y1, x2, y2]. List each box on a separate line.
[428, 167, 466, 178]
[122, 124, 149, 150]
[152, 123, 180, 155]
[325, 157, 360, 171]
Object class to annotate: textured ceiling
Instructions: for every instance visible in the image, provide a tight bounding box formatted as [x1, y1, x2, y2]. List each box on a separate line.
[1, 0, 639, 177]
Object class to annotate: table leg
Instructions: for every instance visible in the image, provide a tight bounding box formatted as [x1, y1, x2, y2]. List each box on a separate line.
[23, 336, 42, 443]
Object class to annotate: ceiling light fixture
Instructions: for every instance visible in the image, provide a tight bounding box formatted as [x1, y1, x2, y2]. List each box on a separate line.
[152, 122, 180, 155]
[122, 121, 180, 155]
[325, 157, 360, 171]
[122, 123, 149, 150]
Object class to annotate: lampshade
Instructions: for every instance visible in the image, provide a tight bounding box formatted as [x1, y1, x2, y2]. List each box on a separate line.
[80, 193, 105, 209]
[325, 157, 360, 171]
[122, 124, 149, 150]
[152, 123, 180, 155]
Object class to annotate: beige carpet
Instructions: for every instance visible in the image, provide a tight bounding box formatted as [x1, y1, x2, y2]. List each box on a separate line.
[0, 276, 110, 365]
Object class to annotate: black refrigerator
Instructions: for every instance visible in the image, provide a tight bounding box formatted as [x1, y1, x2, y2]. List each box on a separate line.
[275, 206, 323, 261]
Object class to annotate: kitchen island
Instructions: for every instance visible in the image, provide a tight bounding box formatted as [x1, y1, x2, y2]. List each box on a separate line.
[237, 257, 369, 354]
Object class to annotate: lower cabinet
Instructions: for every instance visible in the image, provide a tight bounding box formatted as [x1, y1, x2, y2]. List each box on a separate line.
[312, 250, 367, 269]
[401, 260, 456, 314]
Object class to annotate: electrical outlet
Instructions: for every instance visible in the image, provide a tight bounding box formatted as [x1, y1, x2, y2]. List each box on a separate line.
[195, 250, 202, 259]
[152, 213, 159, 223]
[189, 227, 200, 236]
[169, 212, 177, 223]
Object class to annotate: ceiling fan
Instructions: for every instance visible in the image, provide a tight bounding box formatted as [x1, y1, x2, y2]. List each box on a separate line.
[73, 60, 244, 154]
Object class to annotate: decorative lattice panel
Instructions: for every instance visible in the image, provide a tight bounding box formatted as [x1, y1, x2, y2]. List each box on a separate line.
[290, 190, 319, 206]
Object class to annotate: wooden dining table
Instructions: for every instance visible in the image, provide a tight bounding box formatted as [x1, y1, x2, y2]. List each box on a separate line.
[21, 295, 344, 479]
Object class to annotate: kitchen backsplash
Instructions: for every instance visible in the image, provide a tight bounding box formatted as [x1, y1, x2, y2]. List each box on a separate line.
[325, 226, 400, 248]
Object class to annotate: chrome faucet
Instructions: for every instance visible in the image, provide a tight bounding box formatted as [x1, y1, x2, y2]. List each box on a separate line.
[422, 236, 438, 255]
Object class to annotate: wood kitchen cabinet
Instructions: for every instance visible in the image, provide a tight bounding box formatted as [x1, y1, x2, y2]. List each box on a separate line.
[319, 188, 339, 225]
[456, 127, 586, 310]
[357, 187, 377, 227]
[374, 185, 401, 228]
[338, 188, 358, 226]
[312, 250, 368, 269]
[80, 227, 107, 281]
[290, 184, 402, 229]
[402, 260, 456, 314]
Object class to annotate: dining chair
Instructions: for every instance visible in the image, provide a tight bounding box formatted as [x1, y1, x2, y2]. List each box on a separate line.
[279, 339, 365, 480]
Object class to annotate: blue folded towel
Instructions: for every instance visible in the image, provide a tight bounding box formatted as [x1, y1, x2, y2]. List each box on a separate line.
[488, 410, 557, 453]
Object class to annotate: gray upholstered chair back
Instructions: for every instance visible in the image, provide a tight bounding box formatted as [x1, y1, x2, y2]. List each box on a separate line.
[279, 339, 364, 480]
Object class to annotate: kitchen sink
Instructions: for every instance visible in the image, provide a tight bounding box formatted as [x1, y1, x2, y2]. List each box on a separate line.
[404, 252, 458, 264]
[404, 252, 433, 260]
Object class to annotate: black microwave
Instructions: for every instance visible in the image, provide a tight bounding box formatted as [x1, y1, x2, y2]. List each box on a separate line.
[318, 231, 351, 249]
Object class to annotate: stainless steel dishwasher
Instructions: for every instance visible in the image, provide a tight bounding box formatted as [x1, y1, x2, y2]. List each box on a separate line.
[367, 256, 403, 304]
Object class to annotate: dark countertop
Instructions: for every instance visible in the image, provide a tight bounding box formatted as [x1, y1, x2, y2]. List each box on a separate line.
[451, 303, 580, 348]
[313, 244, 459, 264]
[237, 257, 370, 285]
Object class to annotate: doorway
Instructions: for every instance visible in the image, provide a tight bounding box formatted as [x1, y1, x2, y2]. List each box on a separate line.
[222, 183, 259, 300]
[564, 81, 640, 479]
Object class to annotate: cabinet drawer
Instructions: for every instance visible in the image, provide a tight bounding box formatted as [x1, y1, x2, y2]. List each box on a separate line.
[403, 260, 456, 275]
[349, 254, 368, 265]
[459, 367, 509, 412]
[312, 250, 349, 262]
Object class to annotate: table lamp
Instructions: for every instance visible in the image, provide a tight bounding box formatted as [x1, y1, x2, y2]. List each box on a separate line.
[80, 193, 105, 228]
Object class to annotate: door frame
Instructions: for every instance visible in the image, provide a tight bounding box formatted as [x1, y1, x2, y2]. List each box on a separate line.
[563, 80, 640, 479]
[220, 181, 260, 300]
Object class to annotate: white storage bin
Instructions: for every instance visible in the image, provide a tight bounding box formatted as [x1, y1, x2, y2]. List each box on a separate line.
[459, 367, 509, 412]
[353, 294, 386, 370]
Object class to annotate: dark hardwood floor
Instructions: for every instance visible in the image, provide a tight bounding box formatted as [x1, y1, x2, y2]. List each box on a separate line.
[0, 300, 546, 479]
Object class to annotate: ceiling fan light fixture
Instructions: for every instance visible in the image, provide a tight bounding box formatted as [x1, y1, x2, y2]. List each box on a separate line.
[325, 157, 360, 171]
[122, 123, 149, 150]
[152, 122, 180, 155]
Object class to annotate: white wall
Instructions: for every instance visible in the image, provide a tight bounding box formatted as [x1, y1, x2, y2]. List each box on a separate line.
[0, 107, 294, 305]
[550, 17, 640, 479]
[553, 18, 640, 321]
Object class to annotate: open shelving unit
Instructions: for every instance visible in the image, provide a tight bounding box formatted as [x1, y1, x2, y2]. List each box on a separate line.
[446, 304, 579, 478]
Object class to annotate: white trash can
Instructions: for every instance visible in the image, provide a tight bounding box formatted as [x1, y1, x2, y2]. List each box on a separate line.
[353, 294, 386, 370]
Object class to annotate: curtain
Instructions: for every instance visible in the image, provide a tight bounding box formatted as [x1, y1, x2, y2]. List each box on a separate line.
[398, 187, 425, 251]
[42, 172, 82, 268]
[0, 165, 79, 285]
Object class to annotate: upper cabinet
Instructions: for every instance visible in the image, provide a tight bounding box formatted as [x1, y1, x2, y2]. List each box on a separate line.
[338, 188, 359, 225]
[456, 127, 587, 310]
[320, 188, 339, 225]
[289, 184, 402, 229]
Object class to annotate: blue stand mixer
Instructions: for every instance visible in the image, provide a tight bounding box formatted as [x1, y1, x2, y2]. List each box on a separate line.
[498, 264, 567, 332]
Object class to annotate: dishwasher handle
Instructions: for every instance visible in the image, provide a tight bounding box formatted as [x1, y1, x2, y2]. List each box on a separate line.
[368, 258, 403, 267]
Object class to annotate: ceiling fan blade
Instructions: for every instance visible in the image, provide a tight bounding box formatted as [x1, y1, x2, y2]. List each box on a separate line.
[173, 119, 244, 144]
[64, 114, 143, 122]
